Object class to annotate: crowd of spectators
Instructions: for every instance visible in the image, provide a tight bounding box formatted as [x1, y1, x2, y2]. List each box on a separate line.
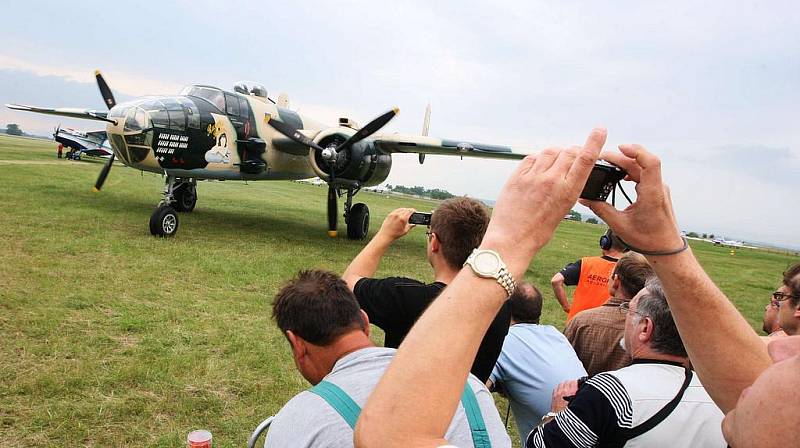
[260, 128, 798, 448]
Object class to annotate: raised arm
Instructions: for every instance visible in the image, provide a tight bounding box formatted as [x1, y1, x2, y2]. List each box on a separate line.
[354, 129, 607, 447]
[342, 208, 415, 290]
[582, 144, 771, 412]
[551, 272, 571, 313]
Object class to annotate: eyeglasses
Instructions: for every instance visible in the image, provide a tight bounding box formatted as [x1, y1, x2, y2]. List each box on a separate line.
[619, 302, 648, 318]
[772, 291, 798, 302]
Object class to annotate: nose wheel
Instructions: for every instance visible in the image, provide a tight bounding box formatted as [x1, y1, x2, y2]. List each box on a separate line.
[149, 175, 197, 237]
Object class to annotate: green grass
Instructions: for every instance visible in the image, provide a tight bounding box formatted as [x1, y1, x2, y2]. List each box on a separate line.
[0, 134, 797, 447]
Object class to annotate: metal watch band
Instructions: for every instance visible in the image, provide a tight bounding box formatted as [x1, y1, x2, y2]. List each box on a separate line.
[497, 267, 516, 296]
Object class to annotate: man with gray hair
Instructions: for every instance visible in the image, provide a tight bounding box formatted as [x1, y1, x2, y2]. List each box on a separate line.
[528, 277, 725, 447]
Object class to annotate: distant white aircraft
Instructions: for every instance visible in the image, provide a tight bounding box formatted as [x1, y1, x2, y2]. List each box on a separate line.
[53, 125, 113, 159]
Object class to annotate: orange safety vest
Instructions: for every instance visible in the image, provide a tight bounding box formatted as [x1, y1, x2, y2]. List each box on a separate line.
[567, 256, 617, 321]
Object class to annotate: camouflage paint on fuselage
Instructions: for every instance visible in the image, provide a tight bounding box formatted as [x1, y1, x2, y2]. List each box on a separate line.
[104, 85, 320, 181]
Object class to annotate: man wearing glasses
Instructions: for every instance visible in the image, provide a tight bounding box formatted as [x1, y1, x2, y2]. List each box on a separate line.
[771, 263, 800, 336]
[342, 198, 511, 382]
[528, 277, 725, 447]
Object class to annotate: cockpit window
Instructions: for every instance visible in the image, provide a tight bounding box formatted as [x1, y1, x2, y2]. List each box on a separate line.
[182, 86, 225, 112]
[124, 107, 148, 132]
[225, 93, 240, 116]
[177, 97, 200, 129]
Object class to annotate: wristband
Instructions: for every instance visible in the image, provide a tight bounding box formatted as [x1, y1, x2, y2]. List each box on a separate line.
[618, 235, 689, 256]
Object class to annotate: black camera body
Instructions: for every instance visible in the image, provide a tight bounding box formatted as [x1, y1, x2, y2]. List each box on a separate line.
[580, 161, 627, 201]
[409, 212, 432, 225]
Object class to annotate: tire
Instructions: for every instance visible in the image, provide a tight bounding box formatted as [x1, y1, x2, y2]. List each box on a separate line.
[173, 183, 197, 212]
[149, 206, 179, 237]
[347, 203, 370, 240]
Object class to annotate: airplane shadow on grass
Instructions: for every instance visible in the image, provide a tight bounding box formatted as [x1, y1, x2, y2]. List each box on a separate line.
[40, 185, 368, 243]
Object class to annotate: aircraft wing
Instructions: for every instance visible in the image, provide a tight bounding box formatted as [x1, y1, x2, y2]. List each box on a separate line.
[373, 133, 529, 160]
[5, 104, 116, 124]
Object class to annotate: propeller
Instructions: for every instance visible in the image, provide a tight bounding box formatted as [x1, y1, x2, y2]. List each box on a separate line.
[53, 124, 60, 140]
[266, 108, 399, 237]
[92, 70, 116, 192]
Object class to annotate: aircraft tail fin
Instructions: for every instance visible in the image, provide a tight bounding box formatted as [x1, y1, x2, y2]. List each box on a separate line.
[277, 93, 290, 108]
[422, 103, 431, 136]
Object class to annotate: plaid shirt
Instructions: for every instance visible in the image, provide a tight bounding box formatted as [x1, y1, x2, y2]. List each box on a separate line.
[563, 295, 632, 376]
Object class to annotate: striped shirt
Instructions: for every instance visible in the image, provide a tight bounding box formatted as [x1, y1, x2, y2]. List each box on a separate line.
[527, 360, 726, 447]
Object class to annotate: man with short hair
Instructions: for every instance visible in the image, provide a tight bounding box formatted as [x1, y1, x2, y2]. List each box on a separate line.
[266, 269, 510, 447]
[551, 229, 626, 320]
[774, 263, 800, 336]
[342, 198, 511, 382]
[529, 277, 725, 447]
[564, 252, 653, 375]
[487, 282, 586, 446]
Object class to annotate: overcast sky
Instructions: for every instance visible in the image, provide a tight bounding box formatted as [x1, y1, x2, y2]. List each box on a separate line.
[1, 1, 797, 249]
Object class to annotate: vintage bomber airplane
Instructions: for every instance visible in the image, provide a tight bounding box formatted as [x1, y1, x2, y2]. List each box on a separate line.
[7, 72, 527, 238]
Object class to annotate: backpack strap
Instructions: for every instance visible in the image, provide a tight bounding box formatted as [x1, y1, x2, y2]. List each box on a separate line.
[610, 367, 693, 444]
[461, 383, 493, 448]
[310, 379, 492, 448]
[309, 380, 361, 430]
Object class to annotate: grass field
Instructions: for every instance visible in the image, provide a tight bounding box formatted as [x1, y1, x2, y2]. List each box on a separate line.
[0, 134, 797, 447]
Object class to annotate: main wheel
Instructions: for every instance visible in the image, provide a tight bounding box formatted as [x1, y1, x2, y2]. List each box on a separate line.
[173, 183, 197, 212]
[347, 203, 370, 240]
[149, 205, 179, 237]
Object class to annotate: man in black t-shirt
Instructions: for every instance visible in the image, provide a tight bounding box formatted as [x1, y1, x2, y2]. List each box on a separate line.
[342, 197, 510, 382]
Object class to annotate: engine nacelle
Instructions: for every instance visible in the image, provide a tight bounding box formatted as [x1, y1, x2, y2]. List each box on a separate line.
[307, 127, 392, 187]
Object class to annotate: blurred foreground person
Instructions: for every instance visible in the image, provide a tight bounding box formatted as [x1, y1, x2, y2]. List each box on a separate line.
[342, 198, 510, 382]
[564, 252, 653, 375]
[354, 132, 798, 448]
[529, 277, 724, 447]
[266, 269, 510, 448]
[487, 282, 586, 445]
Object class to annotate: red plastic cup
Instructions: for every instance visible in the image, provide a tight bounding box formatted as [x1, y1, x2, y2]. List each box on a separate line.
[187, 429, 212, 448]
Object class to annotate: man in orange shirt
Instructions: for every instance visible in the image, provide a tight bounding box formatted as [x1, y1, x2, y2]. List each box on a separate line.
[551, 229, 626, 320]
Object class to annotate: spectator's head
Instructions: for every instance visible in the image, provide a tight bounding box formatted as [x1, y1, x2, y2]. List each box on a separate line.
[508, 282, 542, 324]
[599, 228, 627, 256]
[722, 334, 800, 447]
[622, 276, 687, 360]
[776, 263, 800, 336]
[273, 270, 371, 384]
[428, 197, 490, 270]
[608, 252, 653, 301]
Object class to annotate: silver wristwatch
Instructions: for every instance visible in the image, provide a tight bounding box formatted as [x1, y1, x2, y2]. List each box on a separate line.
[464, 248, 516, 296]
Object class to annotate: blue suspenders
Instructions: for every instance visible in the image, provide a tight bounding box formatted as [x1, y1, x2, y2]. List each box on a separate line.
[309, 380, 492, 448]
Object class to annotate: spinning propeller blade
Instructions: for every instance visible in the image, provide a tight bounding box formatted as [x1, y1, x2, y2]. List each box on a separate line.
[93, 154, 115, 192]
[327, 185, 338, 237]
[264, 114, 325, 152]
[336, 108, 398, 150]
[95, 70, 116, 109]
[92, 70, 116, 191]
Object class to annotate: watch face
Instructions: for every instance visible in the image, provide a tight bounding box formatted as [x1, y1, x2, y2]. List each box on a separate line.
[474, 251, 501, 275]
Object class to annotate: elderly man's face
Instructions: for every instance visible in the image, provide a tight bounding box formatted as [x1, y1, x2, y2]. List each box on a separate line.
[622, 290, 647, 355]
[722, 335, 800, 446]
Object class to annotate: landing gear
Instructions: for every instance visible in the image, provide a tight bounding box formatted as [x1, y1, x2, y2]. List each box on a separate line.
[149, 176, 197, 237]
[343, 187, 370, 240]
[173, 179, 197, 212]
[347, 203, 370, 240]
[149, 205, 179, 237]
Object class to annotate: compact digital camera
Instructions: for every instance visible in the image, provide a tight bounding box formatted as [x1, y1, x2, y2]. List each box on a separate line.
[580, 161, 627, 202]
[408, 212, 432, 225]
